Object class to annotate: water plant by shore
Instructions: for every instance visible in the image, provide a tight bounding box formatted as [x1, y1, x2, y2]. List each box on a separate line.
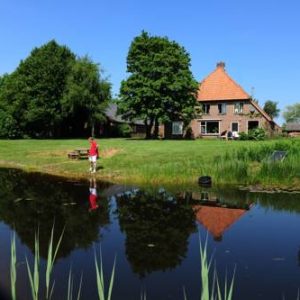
[8, 229, 233, 300]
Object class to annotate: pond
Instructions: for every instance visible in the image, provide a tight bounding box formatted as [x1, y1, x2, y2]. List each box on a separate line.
[0, 168, 300, 299]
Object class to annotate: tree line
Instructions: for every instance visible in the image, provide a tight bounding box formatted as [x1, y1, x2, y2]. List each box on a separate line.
[0, 33, 299, 139]
[0, 40, 111, 138]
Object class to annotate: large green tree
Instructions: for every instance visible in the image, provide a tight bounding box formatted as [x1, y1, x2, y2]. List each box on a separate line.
[62, 56, 111, 136]
[0, 74, 19, 137]
[0, 40, 111, 138]
[263, 100, 280, 119]
[118, 31, 198, 139]
[6, 40, 76, 137]
[283, 102, 300, 123]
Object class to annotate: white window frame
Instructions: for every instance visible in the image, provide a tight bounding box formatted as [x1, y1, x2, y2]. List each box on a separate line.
[172, 121, 183, 135]
[234, 102, 244, 114]
[200, 121, 220, 135]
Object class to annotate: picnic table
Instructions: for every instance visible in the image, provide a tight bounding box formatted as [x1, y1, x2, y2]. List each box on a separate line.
[68, 148, 89, 159]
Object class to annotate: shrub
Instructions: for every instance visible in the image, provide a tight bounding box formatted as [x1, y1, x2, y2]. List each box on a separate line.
[116, 123, 132, 137]
[248, 128, 266, 140]
[0, 111, 22, 138]
[238, 132, 248, 140]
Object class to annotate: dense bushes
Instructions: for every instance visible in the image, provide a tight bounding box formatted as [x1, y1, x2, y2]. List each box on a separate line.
[238, 128, 266, 141]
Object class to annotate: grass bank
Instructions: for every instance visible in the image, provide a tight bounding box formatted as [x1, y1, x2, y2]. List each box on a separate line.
[0, 138, 299, 189]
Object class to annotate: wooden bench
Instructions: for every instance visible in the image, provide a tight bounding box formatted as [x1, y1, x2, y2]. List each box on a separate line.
[68, 148, 89, 160]
[75, 149, 89, 159]
[68, 152, 79, 159]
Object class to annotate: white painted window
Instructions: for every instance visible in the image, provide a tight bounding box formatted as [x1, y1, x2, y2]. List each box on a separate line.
[200, 121, 219, 134]
[234, 102, 244, 114]
[172, 122, 183, 135]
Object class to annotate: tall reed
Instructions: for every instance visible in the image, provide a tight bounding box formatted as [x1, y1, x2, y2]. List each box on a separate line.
[46, 226, 65, 299]
[94, 247, 116, 300]
[199, 237, 235, 300]
[67, 268, 83, 300]
[26, 233, 40, 300]
[10, 233, 17, 300]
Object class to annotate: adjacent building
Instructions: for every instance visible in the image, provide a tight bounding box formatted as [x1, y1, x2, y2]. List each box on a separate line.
[284, 122, 300, 137]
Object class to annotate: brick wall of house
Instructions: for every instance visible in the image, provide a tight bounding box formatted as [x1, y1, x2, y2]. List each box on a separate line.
[189, 100, 269, 138]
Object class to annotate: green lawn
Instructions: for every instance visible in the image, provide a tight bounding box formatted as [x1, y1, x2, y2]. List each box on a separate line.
[0, 138, 299, 189]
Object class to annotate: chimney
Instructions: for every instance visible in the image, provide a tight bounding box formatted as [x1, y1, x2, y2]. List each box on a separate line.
[216, 62, 225, 69]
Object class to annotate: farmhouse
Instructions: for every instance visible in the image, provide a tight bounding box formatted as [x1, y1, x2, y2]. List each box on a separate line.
[164, 62, 280, 139]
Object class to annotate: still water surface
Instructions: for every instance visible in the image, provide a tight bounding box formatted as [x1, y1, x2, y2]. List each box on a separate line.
[0, 169, 300, 300]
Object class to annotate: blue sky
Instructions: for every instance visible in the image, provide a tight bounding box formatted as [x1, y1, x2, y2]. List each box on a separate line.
[1, 0, 300, 124]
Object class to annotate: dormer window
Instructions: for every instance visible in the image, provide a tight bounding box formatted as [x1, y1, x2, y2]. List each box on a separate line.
[218, 103, 226, 114]
[234, 102, 244, 114]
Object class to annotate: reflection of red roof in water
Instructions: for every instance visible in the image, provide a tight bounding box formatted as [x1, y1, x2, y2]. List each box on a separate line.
[194, 205, 246, 240]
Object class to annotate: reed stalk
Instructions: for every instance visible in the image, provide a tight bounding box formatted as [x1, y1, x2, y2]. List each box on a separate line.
[67, 268, 83, 300]
[26, 233, 40, 300]
[94, 247, 116, 300]
[45, 225, 65, 299]
[10, 233, 17, 300]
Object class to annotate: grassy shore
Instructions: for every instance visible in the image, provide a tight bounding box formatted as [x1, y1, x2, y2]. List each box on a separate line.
[0, 138, 299, 189]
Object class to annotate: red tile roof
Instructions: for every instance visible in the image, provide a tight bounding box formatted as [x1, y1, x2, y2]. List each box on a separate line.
[197, 62, 251, 101]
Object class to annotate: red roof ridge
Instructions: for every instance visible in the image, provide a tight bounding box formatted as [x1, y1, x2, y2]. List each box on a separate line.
[197, 62, 251, 101]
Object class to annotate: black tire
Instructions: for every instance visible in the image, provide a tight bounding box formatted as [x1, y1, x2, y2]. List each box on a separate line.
[198, 176, 212, 185]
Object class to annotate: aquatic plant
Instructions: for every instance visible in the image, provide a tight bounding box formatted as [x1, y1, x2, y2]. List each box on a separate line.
[67, 269, 83, 300]
[94, 247, 116, 300]
[46, 226, 64, 299]
[10, 233, 17, 300]
[26, 233, 40, 300]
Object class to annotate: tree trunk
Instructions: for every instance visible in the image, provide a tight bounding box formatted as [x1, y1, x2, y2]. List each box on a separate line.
[145, 117, 154, 139]
[153, 117, 159, 139]
[91, 122, 95, 137]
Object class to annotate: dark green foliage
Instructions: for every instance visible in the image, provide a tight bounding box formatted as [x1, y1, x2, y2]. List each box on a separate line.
[0, 40, 111, 138]
[0, 169, 110, 258]
[116, 189, 196, 275]
[116, 123, 132, 137]
[12, 40, 75, 137]
[263, 100, 280, 119]
[238, 132, 248, 140]
[62, 56, 111, 137]
[0, 110, 21, 138]
[118, 31, 198, 138]
[238, 128, 266, 141]
[248, 128, 266, 140]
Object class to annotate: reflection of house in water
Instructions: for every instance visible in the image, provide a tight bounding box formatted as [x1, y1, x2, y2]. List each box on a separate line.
[189, 190, 252, 241]
[194, 205, 247, 241]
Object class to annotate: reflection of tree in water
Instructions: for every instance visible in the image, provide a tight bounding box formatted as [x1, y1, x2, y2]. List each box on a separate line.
[253, 192, 300, 213]
[0, 169, 110, 259]
[116, 189, 197, 277]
